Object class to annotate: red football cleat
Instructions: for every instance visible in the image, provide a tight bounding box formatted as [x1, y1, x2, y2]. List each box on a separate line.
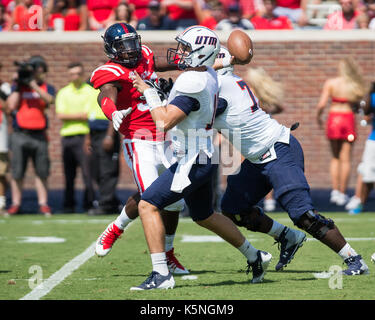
[166, 248, 189, 274]
[7, 205, 20, 216]
[39, 205, 52, 217]
[95, 222, 123, 257]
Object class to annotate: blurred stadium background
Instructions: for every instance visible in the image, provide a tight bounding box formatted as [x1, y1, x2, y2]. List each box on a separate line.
[0, 29, 374, 213]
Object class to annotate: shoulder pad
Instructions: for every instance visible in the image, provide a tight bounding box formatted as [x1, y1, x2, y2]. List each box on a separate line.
[174, 71, 207, 94]
[90, 64, 126, 89]
[141, 45, 154, 57]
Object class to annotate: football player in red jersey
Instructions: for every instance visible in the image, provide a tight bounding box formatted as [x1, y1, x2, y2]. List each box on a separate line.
[91, 23, 189, 274]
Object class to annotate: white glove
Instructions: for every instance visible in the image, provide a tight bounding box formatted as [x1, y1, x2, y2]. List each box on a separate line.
[112, 108, 132, 131]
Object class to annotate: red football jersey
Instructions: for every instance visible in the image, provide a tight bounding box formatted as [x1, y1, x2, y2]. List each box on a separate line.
[90, 45, 163, 141]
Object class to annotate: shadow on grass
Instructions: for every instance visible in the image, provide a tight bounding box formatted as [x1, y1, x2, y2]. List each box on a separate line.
[177, 278, 277, 289]
[267, 270, 319, 274]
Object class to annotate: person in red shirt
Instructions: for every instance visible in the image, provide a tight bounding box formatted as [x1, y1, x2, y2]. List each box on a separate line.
[251, 0, 293, 29]
[273, 0, 309, 27]
[161, 0, 197, 29]
[127, 0, 151, 21]
[6, 56, 55, 216]
[220, 0, 263, 19]
[11, 0, 43, 31]
[92, 23, 189, 275]
[87, 0, 119, 30]
[324, 0, 361, 30]
[47, 0, 88, 31]
[192, 0, 226, 30]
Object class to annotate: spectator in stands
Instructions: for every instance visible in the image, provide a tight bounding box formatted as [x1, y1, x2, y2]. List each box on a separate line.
[192, 0, 226, 30]
[216, 3, 254, 30]
[128, 0, 151, 21]
[220, 0, 264, 20]
[161, 0, 197, 30]
[273, 0, 309, 28]
[346, 82, 375, 214]
[55, 62, 96, 213]
[0, 3, 11, 31]
[46, 0, 88, 31]
[11, 0, 43, 31]
[0, 63, 11, 216]
[137, 0, 175, 30]
[324, 0, 361, 29]
[113, 1, 137, 28]
[316, 58, 367, 207]
[87, 0, 119, 30]
[363, 0, 375, 28]
[6, 56, 55, 216]
[251, 0, 294, 29]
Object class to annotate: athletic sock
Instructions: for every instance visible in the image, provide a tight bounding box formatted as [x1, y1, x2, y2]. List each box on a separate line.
[0, 196, 5, 210]
[267, 220, 285, 239]
[151, 252, 169, 276]
[114, 206, 133, 230]
[338, 243, 358, 260]
[165, 234, 175, 252]
[238, 239, 258, 263]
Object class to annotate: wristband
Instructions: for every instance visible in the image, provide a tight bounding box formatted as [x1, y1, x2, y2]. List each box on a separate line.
[143, 88, 162, 111]
[101, 97, 117, 120]
[222, 56, 232, 68]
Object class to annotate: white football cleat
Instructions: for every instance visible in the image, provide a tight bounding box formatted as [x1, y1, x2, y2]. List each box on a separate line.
[345, 196, 361, 211]
[247, 251, 272, 284]
[371, 253, 375, 264]
[130, 271, 175, 291]
[95, 222, 123, 257]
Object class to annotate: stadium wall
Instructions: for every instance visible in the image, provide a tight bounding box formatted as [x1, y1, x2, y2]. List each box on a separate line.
[0, 30, 374, 190]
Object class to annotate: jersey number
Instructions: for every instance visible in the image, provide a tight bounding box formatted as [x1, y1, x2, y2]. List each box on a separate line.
[236, 80, 258, 113]
[206, 93, 218, 130]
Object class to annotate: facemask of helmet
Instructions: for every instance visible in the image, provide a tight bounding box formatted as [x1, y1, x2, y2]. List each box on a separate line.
[103, 23, 142, 68]
[167, 26, 220, 70]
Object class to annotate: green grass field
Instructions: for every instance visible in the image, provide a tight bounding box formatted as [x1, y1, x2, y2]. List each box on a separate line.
[1, 212, 375, 300]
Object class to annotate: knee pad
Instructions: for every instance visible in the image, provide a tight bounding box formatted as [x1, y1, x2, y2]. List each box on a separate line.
[223, 206, 264, 232]
[296, 210, 335, 240]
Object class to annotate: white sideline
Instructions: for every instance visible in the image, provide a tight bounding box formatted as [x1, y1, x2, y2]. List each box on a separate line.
[20, 241, 96, 300]
[20, 220, 136, 300]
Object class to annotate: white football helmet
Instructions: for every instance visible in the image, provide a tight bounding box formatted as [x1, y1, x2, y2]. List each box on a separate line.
[167, 25, 220, 70]
[216, 46, 234, 76]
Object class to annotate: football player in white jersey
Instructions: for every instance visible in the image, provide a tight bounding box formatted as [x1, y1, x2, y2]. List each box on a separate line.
[129, 26, 272, 290]
[214, 47, 369, 276]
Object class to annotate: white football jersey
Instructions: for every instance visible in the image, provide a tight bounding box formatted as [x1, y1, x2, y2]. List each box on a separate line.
[167, 67, 219, 156]
[214, 73, 290, 163]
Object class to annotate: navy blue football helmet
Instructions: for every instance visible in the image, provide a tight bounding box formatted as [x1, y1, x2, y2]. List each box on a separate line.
[102, 23, 142, 68]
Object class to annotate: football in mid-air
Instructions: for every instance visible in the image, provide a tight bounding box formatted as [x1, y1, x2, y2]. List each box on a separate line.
[227, 29, 253, 65]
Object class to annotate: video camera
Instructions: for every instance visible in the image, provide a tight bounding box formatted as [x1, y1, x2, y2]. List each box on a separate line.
[14, 61, 35, 86]
[13, 55, 48, 87]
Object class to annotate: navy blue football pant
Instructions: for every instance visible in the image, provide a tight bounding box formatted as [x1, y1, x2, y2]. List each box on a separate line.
[221, 135, 315, 224]
[141, 153, 217, 221]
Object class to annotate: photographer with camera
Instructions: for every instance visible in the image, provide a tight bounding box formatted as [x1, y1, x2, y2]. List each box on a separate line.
[6, 55, 55, 216]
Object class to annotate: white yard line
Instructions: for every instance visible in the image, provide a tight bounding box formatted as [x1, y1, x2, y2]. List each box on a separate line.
[20, 221, 135, 300]
[20, 241, 96, 300]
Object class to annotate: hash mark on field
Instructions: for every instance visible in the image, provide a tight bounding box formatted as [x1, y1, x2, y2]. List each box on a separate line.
[31, 219, 113, 225]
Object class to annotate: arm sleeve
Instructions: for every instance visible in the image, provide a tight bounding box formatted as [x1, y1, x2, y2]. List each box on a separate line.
[169, 95, 200, 116]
